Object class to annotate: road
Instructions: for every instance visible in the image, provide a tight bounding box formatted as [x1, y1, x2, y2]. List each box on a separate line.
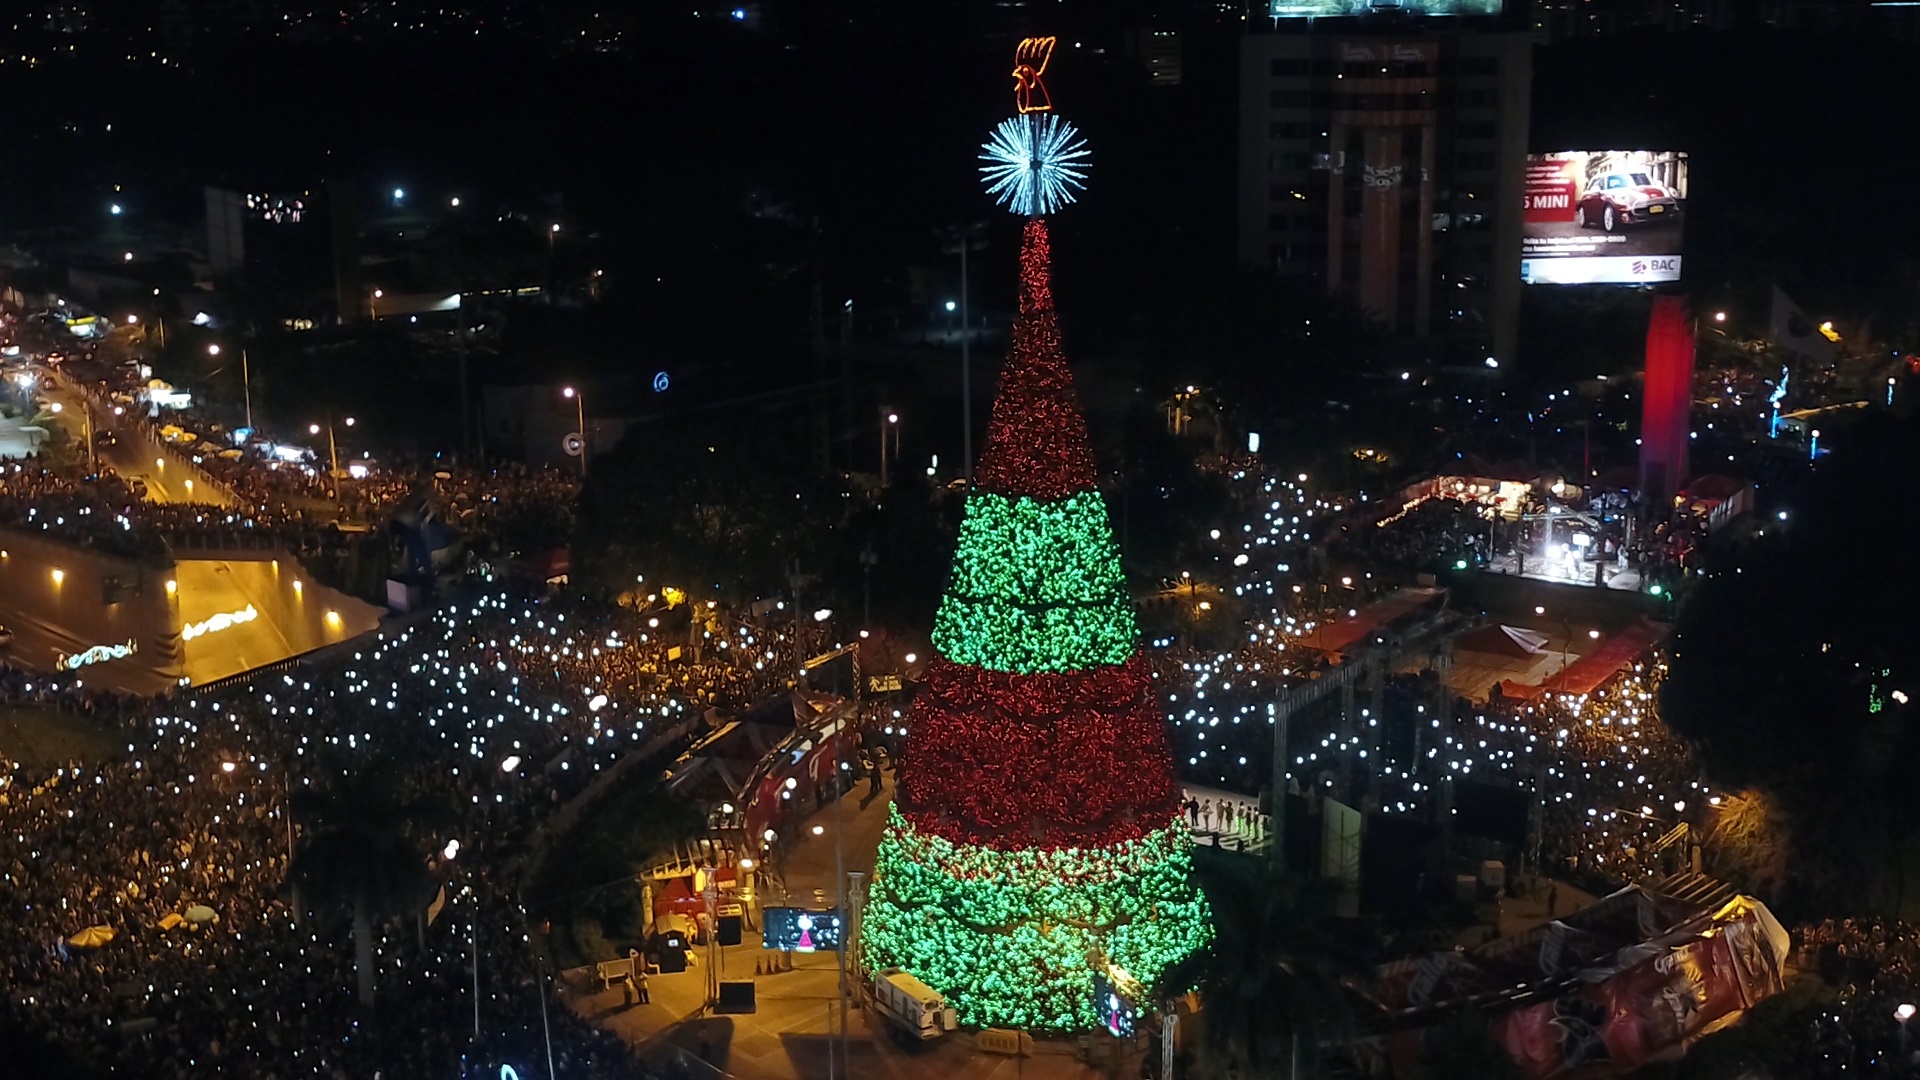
[37, 370, 233, 506]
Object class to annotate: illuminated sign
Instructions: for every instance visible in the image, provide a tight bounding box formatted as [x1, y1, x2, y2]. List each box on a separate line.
[1271, 0, 1501, 15]
[59, 640, 137, 671]
[1521, 151, 1688, 286]
[182, 604, 259, 641]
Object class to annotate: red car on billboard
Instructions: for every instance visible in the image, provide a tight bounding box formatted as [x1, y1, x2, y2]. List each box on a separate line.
[1576, 170, 1682, 233]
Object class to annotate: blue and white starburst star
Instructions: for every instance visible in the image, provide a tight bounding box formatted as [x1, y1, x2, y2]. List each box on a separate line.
[980, 113, 1091, 217]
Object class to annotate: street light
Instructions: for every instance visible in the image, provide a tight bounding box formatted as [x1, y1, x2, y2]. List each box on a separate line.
[561, 386, 586, 476]
[1713, 311, 1726, 323]
[370, 289, 383, 321]
[310, 418, 351, 488]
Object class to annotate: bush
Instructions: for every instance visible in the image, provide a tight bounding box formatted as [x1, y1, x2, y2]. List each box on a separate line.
[570, 918, 615, 965]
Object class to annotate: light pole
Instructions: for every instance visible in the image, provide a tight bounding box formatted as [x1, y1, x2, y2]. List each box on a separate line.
[940, 222, 986, 482]
[370, 289, 383, 322]
[562, 385, 587, 476]
[210, 344, 251, 431]
[310, 417, 353, 496]
[548, 222, 560, 257]
[879, 408, 899, 486]
[1898, 1002, 1915, 1063]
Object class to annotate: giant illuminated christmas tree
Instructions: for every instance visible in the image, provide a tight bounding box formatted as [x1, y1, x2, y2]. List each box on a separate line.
[860, 41, 1210, 1029]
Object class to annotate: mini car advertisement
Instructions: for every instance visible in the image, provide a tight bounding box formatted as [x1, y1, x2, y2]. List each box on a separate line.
[1270, 0, 1501, 15]
[1521, 150, 1688, 285]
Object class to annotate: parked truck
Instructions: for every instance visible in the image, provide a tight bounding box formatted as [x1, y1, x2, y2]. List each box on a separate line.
[871, 967, 959, 1042]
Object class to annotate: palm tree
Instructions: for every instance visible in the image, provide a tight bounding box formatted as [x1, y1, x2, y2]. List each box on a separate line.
[1155, 855, 1375, 1078]
[283, 758, 448, 1009]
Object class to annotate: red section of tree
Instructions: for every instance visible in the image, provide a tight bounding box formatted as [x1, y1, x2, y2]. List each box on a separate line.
[973, 219, 1098, 500]
[898, 656, 1183, 850]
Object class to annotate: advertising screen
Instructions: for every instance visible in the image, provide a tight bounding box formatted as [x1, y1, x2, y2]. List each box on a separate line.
[761, 907, 842, 952]
[1270, 0, 1501, 15]
[1521, 151, 1688, 286]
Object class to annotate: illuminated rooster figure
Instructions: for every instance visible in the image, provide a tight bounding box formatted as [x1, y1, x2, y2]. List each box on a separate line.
[981, 37, 1090, 218]
[1012, 36, 1056, 114]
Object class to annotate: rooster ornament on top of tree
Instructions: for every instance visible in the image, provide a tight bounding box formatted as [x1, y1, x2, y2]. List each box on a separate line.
[859, 39, 1212, 1030]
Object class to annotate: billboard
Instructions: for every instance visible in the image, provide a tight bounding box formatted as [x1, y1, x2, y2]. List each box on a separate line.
[1271, 0, 1501, 15]
[1521, 151, 1688, 286]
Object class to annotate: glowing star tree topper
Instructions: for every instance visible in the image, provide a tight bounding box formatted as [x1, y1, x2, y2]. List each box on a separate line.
[980, 38, 1090, 218]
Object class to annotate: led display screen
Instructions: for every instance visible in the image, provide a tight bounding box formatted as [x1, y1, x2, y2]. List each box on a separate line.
[1270, 0, 1502, 15]
[1521, 151, 1689, 286]
[761, 907, 842, 952]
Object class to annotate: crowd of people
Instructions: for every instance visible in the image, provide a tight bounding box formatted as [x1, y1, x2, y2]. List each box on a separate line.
[0, 589, 801, 1078]
[1794, 917, 1920, 1076]
[1329, 496, 1496, 573]
[0, 462, 173, 562]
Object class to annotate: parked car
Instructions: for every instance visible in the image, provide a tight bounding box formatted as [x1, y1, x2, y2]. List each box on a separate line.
[1575, 170, 1681, 232]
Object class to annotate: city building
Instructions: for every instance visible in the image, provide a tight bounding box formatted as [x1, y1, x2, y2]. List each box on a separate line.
[1237, 26, 1531, 366]
[1127, 28, 1185, 86]
[1532, 0, 1920, 40]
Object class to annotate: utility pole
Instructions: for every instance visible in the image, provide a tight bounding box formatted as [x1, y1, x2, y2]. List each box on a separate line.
[960, 236, 972, 481]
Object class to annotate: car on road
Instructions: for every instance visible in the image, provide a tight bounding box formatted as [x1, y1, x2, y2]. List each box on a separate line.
[0, 625, 13, 648]
[1576, 170, 1682, 232]
[95, 431, 119, 448]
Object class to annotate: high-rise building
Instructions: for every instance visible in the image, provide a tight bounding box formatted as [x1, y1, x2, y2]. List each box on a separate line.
[1237, 26, 1532, 365]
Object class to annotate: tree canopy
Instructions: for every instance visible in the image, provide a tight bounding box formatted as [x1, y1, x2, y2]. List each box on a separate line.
[1661, 412, 1920, 916]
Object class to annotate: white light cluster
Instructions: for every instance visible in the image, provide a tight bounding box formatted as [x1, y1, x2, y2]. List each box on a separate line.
[981, 113, 1090, 218]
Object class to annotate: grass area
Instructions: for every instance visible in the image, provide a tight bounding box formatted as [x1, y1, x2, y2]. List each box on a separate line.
[0, 704, 122, 766]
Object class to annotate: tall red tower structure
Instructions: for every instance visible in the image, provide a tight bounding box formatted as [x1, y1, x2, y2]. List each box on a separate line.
[1640, 295, 1695, 505]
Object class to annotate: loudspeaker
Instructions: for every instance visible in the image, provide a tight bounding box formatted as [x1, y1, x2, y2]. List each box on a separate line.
[716, 980, 757, 1013]
[716, 914, 743, 947]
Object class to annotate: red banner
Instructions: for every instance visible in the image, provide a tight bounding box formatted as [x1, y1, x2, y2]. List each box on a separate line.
[1496, 929, 1752, 1076]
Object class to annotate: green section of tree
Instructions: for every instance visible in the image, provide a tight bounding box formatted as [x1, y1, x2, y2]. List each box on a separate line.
[932, 490, 1139, 672]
